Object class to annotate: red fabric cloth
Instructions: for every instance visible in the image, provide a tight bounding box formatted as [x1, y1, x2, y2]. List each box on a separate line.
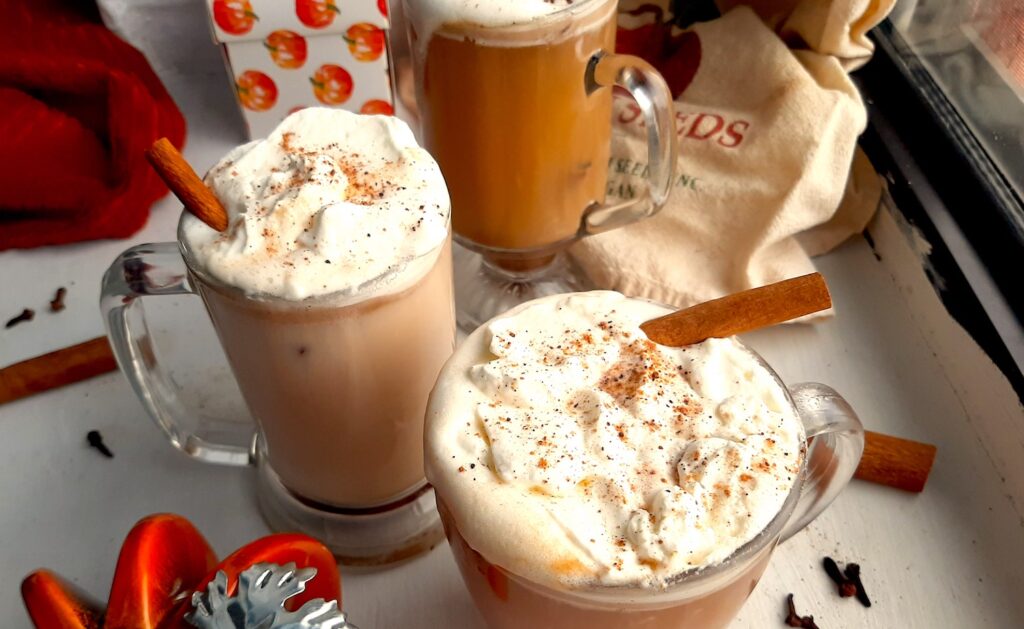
[0, 0, 185, 250]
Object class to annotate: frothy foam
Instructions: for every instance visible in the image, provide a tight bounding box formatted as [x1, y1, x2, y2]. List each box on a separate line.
[425, 292, 805, 589]
[181, 108, 450, 302]
[406, 0, 613, 50]
[409, 0, 576, 27]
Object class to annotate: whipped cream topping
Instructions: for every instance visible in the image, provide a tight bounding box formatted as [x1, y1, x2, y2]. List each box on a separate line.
[181, 108, 449, 301]
[425, 292, 805, 589]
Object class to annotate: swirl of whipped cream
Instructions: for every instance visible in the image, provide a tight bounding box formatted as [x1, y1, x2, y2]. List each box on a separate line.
[425, 291, 805, 589]
[181, 108, 449, 302]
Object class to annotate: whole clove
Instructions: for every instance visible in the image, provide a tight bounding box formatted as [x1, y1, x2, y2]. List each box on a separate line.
[823, 556, 871, 608]
[843, 563, 871, 608]
[784, 594, 820, 629]
[50, 287, 67, 312]
[5, 308, 34, 328]
[823, 557, 858, 598]
[86, 430, 114, 458]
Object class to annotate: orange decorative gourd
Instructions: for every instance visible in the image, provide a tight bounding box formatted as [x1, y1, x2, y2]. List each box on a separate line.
[22, 514, 345, 629]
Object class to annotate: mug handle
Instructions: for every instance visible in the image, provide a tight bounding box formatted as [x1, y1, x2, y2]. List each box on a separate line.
[100, 242, 254, 466]
[580, 52, 677, 235]
[781, 382, 866, 540]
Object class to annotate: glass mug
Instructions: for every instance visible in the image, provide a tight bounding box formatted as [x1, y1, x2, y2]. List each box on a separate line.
[430, 313, 864, 627]
[100, 213, 456, 566]
[404, 0, 677, 329]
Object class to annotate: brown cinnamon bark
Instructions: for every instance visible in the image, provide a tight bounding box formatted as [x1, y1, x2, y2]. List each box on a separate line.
[0, 337, 117, 405]
[640, 273, 832, 347]
[855, 430, 937, 493]
[145, 137, 229, 232]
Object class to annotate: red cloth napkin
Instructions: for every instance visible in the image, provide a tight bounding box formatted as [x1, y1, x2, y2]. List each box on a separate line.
[0, 0, 185, 250]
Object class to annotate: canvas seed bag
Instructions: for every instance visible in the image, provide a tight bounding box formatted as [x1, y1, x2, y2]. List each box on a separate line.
[569, 4, 886, 309]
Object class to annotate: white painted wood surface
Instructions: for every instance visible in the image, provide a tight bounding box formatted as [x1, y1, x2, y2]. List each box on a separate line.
[2, 3, 1023, 626]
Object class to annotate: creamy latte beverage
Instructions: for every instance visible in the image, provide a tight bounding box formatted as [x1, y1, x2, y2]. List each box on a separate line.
[181, 108, 455, 509]
[426, 292, 808, 626]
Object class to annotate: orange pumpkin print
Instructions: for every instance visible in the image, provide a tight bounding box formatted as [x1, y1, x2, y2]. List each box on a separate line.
[264, 30, 308, 69]
[21, 514, 343, 629]
[296, 0, 339, 28]
[310, 64, 353, 105]
[214, 0, 258, 35]
[236, 70, 278, 111]
[344, 23, 386, 62]
[360, 99, 394, 115]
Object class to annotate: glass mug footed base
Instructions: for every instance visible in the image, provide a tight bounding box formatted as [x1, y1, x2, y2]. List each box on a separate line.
[254, 436, 445, 568]
[453, 242, 594, 333]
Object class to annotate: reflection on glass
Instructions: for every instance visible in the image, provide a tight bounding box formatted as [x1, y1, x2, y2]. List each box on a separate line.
[890, 0, 1024, 197]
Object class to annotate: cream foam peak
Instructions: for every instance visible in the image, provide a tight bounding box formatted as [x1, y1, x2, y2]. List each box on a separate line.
[181, 108, 449, 302]
[425, 291, 805, 589]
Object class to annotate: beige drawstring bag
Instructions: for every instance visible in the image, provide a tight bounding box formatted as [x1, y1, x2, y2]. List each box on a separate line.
[569, 3, 890, 309]
[719, 0, 895, 70]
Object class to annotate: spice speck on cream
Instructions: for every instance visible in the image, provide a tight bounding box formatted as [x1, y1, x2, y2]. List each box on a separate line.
[181, 108, 449, 302]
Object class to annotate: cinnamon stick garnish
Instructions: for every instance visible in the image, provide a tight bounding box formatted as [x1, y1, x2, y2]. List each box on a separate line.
[642, 274, 937, 493]
[640, 273, 831, 347]
[855, 430, 936, 492]
[145, 137, 229, 232]
[0, 337, 117, 405]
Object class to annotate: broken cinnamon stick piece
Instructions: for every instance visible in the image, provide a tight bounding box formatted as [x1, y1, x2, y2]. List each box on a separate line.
[145, 137, 229, 232]
[0, 337, 117, 405]
[640, 273, 831, 347]
[855, 430, 936, 493]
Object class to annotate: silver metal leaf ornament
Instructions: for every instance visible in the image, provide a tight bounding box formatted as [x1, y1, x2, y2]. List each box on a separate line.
[186, 562, 358, 629]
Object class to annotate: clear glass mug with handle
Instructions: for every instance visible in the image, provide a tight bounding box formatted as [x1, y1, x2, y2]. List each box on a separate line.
[100, 212, 456, 566]
[427, 295, 865, 627]
[404, 0, 677, 330]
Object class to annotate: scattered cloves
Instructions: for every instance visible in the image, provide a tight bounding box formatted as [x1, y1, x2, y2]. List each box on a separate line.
[785, 593, 820, 629]
[5, 308, 34, 328]
[86, 430, 114, 458]
[823, 556, 871, 608]
[50, 287, 67, 312]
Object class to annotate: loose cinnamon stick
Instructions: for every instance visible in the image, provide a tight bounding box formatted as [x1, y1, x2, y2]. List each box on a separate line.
[145, 137, 229, 232]
[856, 430, 936, 492]
[0, 337, 117, 405]
[640, 273, 832, 347]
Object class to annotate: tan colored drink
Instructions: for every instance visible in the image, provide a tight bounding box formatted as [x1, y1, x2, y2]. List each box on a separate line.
[439, 499, 776, 629]
[412, 3, 616, 255]
[103, 108, 455, 564]
[195, 243, 454, 507]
